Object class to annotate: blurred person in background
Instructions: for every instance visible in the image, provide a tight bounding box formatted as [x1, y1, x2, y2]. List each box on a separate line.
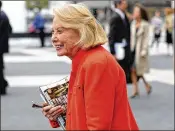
[164, 7, 174, 56]
[150, 10, 163, 49]
[130, 4, 152, 98]
[126, 11, 133, 22]
[109, 0, 133, 84]
[97, 9, 106, 30]
[33, 8, 46, 47]
[172, 8, 174, 72]
[0, 1, 12, 95]
[92, 8, 98, 19]
[172, 6, 174, 59]
[41, 4, 139, 130]
[172, 8, 174, 46]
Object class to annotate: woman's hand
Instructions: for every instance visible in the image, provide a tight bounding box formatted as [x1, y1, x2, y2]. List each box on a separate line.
[42, 103, 64, 121]
[140, 50, 147, 58]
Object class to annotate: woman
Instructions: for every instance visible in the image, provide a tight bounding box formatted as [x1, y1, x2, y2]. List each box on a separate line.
[164, 8, 174, 56]
[150, 10, 163, 49]
[130, 4, 152, 98]
[42, 4, 139, 130]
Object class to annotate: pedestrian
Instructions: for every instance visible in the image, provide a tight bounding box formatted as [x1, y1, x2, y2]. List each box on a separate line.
[0, 1, 12, 95]
[41, 3, 139, 130]
[172, 5, 175, 74]
[108, 0, 133, 83]
[150, 10, 163, 49]
[164, 7, 174, 56]
[130, 3, 152, 98]
[172, 6, 175, 69]
[96, 9, 106, 30]
[33, 8, 45, 47]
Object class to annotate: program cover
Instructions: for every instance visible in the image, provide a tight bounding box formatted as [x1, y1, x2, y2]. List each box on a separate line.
[39, 76, 69, 130]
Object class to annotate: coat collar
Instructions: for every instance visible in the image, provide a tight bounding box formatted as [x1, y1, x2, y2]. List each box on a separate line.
[114, 8, 125, 20]
[72, 49, 87, 73]
[132, 20, 146, 36]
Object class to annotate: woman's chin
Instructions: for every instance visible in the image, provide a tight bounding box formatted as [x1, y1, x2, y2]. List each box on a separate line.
[57, 51, 65, 56]
[57, 53, 63, 56]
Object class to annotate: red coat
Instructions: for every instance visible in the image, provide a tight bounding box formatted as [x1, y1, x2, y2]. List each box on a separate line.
[50, 46, 139, 130]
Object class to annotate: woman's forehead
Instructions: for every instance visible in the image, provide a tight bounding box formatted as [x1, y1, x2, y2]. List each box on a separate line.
[52, 19, 64, 29]
[51, 25, 65, 31]
[52, 23, 62, 28]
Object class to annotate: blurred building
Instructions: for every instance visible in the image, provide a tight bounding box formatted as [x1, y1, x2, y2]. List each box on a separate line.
[1, 1, 72, 33]
[77, 0, 172, 17]
[1, 1, 27, 33]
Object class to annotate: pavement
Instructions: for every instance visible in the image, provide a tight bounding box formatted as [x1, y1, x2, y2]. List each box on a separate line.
[1, 37, 174, 130]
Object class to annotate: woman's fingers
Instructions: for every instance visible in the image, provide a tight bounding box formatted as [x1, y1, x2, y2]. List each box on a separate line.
[52, 115, 60, 121]
[42, 102, 48, 107]
[51, 108, 64, 121]
[48, 116, 54, 121]
[42, 105, 64, 121]
[48, 106, 64, 121]
[48, 106, 62, 114]
[42, 105, 53, 117]
[50, 107, 63, 117]
[43, 105, 53, 112]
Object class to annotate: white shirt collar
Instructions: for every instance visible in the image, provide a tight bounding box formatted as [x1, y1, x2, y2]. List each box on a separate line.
[114, 8, 125, 20]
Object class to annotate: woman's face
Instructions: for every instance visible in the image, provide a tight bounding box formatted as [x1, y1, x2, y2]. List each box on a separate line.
[51, 17, 80, 59]
[133, 6, 141, 20]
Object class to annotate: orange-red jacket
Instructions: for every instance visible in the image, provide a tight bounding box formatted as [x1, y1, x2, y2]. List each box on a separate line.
[50, 46, 139, 130]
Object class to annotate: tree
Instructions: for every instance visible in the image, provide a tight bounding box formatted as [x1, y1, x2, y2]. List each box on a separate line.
[26, 0, 48, 10]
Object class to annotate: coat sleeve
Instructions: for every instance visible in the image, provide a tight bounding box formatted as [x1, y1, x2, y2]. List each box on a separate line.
[49, 120, 60, 128]
[84, 61, 117, 130]
[141, 23, 149, 57]
[108, 16, 120, 55]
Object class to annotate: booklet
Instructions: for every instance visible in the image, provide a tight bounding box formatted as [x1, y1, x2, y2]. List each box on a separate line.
[114, 39, 127, 60]
[39, 76, 69, 130]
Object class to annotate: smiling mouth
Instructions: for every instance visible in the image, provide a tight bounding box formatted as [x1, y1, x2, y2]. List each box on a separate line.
[56, 45, 64, 50]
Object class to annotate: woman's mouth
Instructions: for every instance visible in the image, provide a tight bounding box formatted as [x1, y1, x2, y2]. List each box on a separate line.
[56, 45, 64, 50]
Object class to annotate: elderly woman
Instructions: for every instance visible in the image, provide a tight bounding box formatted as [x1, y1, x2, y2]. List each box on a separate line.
[42, 4, 139, 130]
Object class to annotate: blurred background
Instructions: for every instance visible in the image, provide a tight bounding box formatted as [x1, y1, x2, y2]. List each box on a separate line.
[0, 0, 174, 130]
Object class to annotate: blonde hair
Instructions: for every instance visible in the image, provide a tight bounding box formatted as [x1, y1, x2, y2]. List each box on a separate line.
[53, 3, 108, 49]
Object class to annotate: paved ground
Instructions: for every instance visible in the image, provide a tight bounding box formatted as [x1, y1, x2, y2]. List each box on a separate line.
[1, 37, 174, 130]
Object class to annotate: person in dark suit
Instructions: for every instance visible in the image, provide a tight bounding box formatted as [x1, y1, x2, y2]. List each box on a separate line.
[108, 0, 132, 83]
[0, 1, 12, 95]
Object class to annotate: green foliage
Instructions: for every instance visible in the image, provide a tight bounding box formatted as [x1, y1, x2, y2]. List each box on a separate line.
[26, 0, 48, 10]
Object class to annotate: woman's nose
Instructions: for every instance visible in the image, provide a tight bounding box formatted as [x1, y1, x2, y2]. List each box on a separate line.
[51, 34, 55, 41]
[51, 34, 57, 43]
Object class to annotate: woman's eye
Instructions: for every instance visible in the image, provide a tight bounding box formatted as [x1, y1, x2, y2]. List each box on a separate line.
[52, 28, 65, 34]
[57, 29, 63, 34]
